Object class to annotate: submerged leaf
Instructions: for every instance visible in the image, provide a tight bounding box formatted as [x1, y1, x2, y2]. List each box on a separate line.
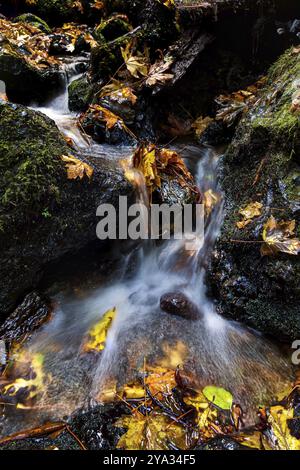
[61, 154, 93, 180]
[81, 308, 117, 353]
[261, 216, 300, 256]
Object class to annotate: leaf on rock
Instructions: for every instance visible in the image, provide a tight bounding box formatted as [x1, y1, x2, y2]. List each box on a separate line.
[1, 350, 50, 404]
[61, 154, 93, 180]
[192, 116, 213, 138]
[81, 308, 117, 353]
[236, 201, 263, 229]
[121, 42, 149, 79]
[116, 413, 186, 450]
[99, 80, 137, 105]
[261, 216, 300, 256]
[203, 385, 233, 410]
[132, 144, 194, 196]
[145, 57, 174, 87]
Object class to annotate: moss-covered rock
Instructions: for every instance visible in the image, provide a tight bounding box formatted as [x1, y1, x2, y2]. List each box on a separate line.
[68, 75, 96, 112]
[94, 15, 132, 43]
[210, 48, 300, 341]
[0, 101, 135, 317]
[14, 13, 51, 33]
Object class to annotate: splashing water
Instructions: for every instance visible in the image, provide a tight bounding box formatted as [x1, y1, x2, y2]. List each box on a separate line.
[0, 63, 293, 437]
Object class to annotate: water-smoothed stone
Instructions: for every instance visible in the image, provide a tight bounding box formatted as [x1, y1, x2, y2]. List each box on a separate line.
[210, 48, 300, 341]
[68, 74, 96, 112]
[160, 292, 200, 321]
[69, 403, 130, 450]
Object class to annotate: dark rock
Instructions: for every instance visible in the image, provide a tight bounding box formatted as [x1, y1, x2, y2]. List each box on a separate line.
[94, 16, 132, 43]
[79, 105, 137, 145]
[209, 49, 300, 341]
[160, 292, 200, 320]
[0, 101, 135, 318]
[14, 13, 51, 34]
[69, 402, 130, 450]
[0, 51, 64, 105]
[201, 436, 251, 451]
[0, 292, 51, 343]
[0, 429, 81, 450]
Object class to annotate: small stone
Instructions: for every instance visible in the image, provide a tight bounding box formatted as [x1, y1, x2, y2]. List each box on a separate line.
[160, 292, 200, 320]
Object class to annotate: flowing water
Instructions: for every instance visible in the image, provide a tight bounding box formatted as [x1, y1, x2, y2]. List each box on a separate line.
[0, 61, 294, 437]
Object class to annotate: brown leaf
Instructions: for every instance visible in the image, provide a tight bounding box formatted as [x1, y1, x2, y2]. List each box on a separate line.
[261, 216, 300, 256]
[61, 155, 93, 180]
[236, 201, 263, 229]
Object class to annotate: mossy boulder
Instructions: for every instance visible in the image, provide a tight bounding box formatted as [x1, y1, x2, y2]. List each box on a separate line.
[210, 48, 300, 341]
[68, 75, 96, 112]
[0, 101, 135, 317]
[14, 13, 51, 33]
[94, 15, 132, 43]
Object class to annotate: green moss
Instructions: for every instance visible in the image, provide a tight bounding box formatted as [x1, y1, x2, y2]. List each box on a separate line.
[94, 17, 132, 42]
[252, 49, 300, 146]
[68, 75, 95, 112]
[14, 13, 51, 33]
[0, 103, 68, 231]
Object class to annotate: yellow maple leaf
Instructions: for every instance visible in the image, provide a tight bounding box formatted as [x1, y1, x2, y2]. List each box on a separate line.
[261, 216, 300, 256]
[266, 405, 300, 450]
[121, 42, 149, 79]
[61, 155, 93, 180]
[81, 308, 116, 353]
[116, 413, 186, 450]
[236, 201, 263, 229]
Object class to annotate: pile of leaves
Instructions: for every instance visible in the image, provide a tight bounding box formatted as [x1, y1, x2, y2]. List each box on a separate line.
[131, 144, 196, 197]
[0, 18, 59, 69]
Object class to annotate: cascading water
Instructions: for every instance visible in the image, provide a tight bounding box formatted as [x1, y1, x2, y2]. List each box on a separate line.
[0, 60, 293, 437]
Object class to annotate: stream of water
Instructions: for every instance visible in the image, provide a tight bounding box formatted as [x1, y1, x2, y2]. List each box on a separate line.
[0, 61, 293, 436]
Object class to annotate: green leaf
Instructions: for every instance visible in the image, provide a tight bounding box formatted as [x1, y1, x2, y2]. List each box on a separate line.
[203, 386, 233, 410]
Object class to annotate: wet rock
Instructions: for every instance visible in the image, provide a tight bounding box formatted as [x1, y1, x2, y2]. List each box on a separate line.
[0, 292, 51, 343]
[160, 292, 200, 321]
[79, 105, 136, 145]
[14, 13, 51, 34]
[69, 403, 130, 450]
[210, 49, 300, 341]
[201, 436, 250, 451]
[0, 18, 64, 104]
[0, 101, 135, 318]
[68, 74, 96, 112]
[94, 15, 132, 43]
[0, 339, 7, 372]
[0, 429, 81, 450]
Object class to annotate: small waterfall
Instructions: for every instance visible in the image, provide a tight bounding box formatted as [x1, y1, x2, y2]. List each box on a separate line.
[0, 60, 293, 437]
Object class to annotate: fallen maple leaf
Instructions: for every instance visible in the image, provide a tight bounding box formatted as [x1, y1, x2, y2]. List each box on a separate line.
[121, 42, 149, 79]
[61, 155, 93, 180]
[192, 116, 213, 138]
[145, 57, 174, 87]
[261, 216, 300, 256]
[116, 412, 186, 450]
[237, 201, 263, 229]
[81, 308, 116, 353]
